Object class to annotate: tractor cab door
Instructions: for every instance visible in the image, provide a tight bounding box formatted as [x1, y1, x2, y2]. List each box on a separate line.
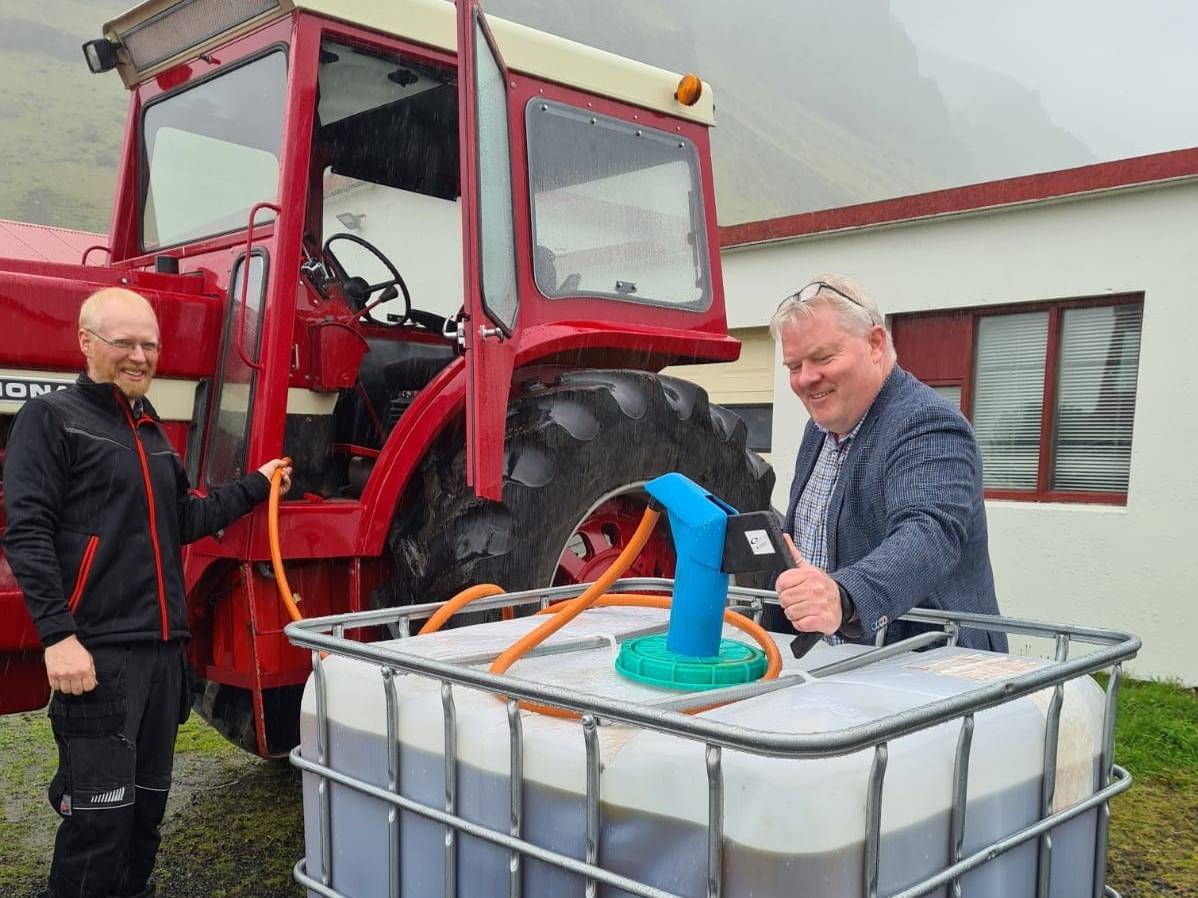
[457, 0, 520, 501]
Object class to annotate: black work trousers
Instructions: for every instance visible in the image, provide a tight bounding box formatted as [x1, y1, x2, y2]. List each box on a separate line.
[46, 639, 190, 898]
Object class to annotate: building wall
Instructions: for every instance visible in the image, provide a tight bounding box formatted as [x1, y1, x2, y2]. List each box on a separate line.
[661, 326, 775, 464]
[719, 180, 1198, 683]
[322, 184, 463, 322]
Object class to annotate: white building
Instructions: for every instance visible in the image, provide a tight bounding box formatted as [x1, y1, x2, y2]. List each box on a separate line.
[700, 148, 1198, 684]
[10, 146, 1192, 682]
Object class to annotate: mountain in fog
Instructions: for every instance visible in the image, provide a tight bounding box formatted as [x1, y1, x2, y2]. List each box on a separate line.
[488, 0, 1096, 223]
[0, 0, 1095, 232]
[917, 47, 1095, 181]
[0, 0, 127, 232]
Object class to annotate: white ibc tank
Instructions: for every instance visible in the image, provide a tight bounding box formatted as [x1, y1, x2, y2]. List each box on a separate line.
[300, 607, 1104, 898]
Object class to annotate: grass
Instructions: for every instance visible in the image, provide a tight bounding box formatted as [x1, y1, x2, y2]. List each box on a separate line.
[0, 711, 59, 887]
[1102, 676, 1198, 780]
[1, 676, 1194, 897]
[1102, 677, 1198, 897]
[0, 712, 303, 898]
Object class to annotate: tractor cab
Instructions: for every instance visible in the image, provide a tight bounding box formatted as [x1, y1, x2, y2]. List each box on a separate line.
[97, 0, 733, 505]
[0, 0, 771, 753]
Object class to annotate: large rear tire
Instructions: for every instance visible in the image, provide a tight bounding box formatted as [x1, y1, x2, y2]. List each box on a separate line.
[378, 370, 774, 614]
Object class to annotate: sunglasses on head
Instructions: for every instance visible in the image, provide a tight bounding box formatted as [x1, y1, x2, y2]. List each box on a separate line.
[788, 281, 863, 308]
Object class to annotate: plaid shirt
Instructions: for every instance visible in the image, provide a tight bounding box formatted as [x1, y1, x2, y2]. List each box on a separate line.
[792, 416, 866, 569]
[792, 415, 867, 644]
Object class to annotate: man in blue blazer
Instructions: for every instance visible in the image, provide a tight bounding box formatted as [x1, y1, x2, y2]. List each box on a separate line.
[772, 276, 1006, 652]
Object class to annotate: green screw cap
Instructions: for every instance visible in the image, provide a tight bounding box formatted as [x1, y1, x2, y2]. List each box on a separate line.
[614, 634, 768, 691]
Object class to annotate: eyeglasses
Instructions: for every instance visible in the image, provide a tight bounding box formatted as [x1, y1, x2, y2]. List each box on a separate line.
[85, 328, 160, 355]
[788, 281, 864, 308]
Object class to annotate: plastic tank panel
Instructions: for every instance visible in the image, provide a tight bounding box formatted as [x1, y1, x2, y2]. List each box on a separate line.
[299, 607, 1103, 898]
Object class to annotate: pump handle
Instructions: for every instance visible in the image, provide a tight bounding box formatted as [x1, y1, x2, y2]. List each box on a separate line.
[718, 511, 824, 659]
[776, 549, 824, 660]
[789, 631, 823, 659]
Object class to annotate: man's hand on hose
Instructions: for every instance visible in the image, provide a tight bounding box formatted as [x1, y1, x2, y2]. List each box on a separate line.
[45, 634, 97, 695]
[257, 458, 293, 493]
[776, 534, 844, 635]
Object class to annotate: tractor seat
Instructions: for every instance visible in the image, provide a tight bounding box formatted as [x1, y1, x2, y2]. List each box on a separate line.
[339, 339, 457, 449]
[381, 350, 455, 432]
[357, 338, 454, 415]
[383, 353, 455, 393]
[334, 339, 457, 498]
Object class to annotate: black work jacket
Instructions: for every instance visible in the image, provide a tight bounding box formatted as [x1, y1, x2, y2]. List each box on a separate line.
[3, 374, 269, 648]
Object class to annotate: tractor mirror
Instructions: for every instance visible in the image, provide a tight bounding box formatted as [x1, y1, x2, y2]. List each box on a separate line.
[82, 39, 120, 74]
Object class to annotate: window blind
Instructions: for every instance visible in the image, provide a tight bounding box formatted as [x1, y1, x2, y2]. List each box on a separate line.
[1051, 304, 1142, 492]
[972, 312, 1049, 490]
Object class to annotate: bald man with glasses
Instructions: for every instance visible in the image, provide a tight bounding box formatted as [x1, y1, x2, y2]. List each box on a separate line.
[769, 275, 1006, 652]
[3, 287, 291, 898]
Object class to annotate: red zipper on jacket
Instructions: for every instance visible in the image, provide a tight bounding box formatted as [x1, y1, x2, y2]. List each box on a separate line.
[67, 535, 100, 613]
[118, 393, 170, 641]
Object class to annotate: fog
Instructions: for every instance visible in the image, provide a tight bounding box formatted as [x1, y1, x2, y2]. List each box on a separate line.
[0, 0, 1194, 229]
[893, 0, 1198, 161]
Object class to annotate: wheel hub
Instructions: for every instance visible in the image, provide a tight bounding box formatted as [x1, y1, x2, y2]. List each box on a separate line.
[553, 496, 675, 586]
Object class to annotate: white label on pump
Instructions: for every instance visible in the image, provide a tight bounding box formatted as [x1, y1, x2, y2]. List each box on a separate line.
[744, 530, 774, 555]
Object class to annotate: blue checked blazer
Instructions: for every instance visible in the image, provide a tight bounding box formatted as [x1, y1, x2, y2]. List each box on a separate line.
[784, 365, 1006, 652]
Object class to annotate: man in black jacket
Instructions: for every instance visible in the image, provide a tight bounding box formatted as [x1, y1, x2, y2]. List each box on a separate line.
[3, 287, 291, 898]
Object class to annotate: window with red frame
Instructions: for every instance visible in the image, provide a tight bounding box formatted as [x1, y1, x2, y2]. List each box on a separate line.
[890, 295, 1143, 504]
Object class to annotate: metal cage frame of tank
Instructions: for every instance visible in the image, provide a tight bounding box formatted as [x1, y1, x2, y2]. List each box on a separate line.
[285, 578, 1141, 898]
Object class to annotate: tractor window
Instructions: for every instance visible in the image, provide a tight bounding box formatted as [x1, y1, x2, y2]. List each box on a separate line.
[526, 101, 711, 310]
[314, 40, 461, 319]
[141, 51, 287, 250]
[322, 172, 462, 321]
[206, 251, 266, 486]
[473, 15, 518, 332]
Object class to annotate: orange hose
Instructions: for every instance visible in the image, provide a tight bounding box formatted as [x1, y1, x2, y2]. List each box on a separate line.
[267, 461, 334, 662]
[267, 461, 303, 624]
[489, 508, 662, 676]
[420, 509, 659, 719]
[268, 466, 503, 635]
[420, 506, 781, 719]
[418, 584, 506, 635]
[516, 593, 782, 718]
[272, 487, 779, 718]
[538, 593, 782, 680]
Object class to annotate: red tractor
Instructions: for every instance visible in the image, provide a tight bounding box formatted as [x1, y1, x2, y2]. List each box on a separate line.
[0, 0, 772, 757]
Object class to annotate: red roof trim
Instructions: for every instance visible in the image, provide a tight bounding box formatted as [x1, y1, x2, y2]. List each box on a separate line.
[0, 219, 106, 264]
[719, 147, 1198, 248]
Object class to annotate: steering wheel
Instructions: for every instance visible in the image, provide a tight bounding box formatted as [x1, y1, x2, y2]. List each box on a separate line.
[323, 232, 412, 327]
